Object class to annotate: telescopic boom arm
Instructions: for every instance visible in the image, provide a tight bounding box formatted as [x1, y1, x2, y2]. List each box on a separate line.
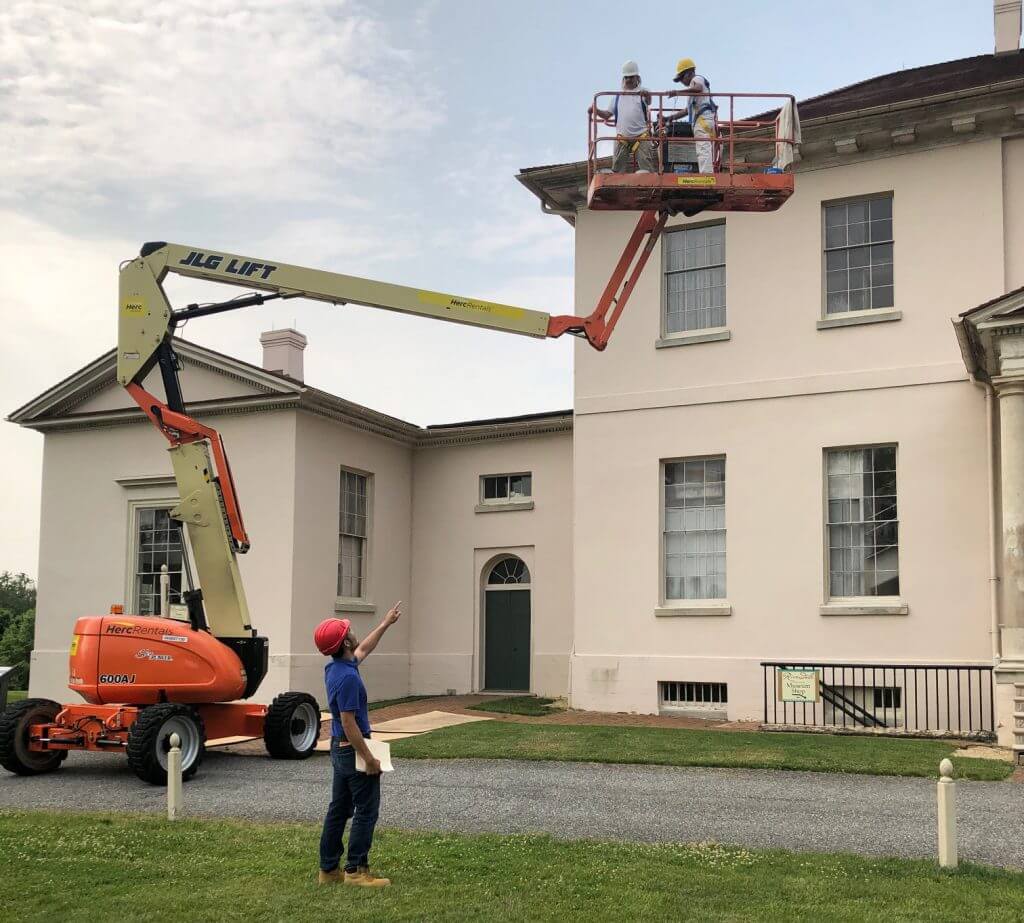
[117, 236, 659, 641]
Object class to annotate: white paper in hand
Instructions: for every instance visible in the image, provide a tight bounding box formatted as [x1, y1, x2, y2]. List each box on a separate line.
[355, 738, 393, 773]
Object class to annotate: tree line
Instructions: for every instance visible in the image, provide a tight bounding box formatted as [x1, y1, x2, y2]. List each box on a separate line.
[0, 572, 36, 690]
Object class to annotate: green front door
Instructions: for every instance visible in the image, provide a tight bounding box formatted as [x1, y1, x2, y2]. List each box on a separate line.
[484, 589, 530, 691]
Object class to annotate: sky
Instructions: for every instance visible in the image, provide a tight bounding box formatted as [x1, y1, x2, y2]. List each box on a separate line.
[0, 0, 1000, 578]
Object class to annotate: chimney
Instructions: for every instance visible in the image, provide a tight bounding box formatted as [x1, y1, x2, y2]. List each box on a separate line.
[995, 0, 1022, 55]
[259, 328, 307, 381]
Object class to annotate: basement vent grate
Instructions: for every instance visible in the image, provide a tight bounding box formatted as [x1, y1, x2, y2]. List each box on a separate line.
[659, 681, 728, 708]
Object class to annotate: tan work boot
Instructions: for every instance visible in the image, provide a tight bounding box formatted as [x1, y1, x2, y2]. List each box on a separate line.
[344, 867, 391, 887]
[318, 868, 342, 885]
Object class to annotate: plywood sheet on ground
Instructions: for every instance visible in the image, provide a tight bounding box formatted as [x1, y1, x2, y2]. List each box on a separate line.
[371, 710, 492, 733]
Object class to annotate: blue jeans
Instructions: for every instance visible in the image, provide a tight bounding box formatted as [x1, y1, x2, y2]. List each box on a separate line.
[318, 740, 381, 873]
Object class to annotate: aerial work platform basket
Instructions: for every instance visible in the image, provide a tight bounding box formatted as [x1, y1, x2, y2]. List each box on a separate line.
[587, 91, 798, 214]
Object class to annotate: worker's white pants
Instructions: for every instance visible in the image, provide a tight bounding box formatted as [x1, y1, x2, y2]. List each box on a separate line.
[694, 114, 716, 174]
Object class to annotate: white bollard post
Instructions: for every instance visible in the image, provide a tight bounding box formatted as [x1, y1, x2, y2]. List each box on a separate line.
[936, 758, 958, 869]
[159, 564, 170, 619]
[167, 732, 183, 820]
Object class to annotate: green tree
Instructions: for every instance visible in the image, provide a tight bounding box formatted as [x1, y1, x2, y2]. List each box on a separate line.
[0, 572, 35, 616]
[0, 609, 35, 688]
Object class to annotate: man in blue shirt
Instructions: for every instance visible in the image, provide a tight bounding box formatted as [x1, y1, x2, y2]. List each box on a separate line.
[314, 602, 401, 887]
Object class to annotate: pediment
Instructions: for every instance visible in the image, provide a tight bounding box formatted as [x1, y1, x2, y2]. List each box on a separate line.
[9, 339, 302, 427]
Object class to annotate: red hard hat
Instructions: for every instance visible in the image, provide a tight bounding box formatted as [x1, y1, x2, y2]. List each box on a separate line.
[314, 617, 351, 656]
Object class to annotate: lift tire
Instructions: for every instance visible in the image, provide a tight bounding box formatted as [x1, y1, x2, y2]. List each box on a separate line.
[264, 692, 321, 760]
[126, 703, 205, 786]
[0, 698, 67, 776]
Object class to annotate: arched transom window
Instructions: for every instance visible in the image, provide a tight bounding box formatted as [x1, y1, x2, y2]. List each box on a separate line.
[487, 558, 530, 586]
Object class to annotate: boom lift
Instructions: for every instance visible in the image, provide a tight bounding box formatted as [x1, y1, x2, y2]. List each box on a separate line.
[0, 91, 796, 784]
[0, 240, 658, 784]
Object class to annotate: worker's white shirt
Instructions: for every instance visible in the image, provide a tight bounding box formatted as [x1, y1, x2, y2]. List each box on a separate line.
[679, 75, 713, 123]
[613, 87, 649, 138]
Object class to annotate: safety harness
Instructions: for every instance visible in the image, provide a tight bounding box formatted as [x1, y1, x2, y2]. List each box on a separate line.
[611, 93, 651, 151]
[688, 75, 717, 125]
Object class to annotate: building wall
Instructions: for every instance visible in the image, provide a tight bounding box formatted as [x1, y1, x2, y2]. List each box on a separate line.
[290, 411, 414, 705]
[1004, 136, 1024, 292]
[570, 139, 1004, 717]
[30, 407, 298, 705]
[410, 432, 573, 697]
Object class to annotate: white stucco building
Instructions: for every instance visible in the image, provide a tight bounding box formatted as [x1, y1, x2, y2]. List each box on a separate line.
[11, 24, 1024, 745]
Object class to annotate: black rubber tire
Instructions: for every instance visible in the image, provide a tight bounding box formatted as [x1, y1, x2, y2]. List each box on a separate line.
[264, 692, 321, 760]
[0, 698, 67, 776]
[126, 704, 205, 786]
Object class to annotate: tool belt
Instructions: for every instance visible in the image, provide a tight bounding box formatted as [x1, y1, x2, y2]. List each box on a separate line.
[616, 130, 650, 154]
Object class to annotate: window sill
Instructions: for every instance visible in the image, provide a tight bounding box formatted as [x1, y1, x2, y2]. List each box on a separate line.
[656, 327, 731, 349]
[475, 501, 535, 514]
[816, 309, 902, 330]
[655, 602, 732, 617]
[820, 599, 908, 617]
[334, 599, 377, 614]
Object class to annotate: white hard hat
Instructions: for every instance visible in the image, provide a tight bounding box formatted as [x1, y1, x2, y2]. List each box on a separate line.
[621, 60, 639, 78]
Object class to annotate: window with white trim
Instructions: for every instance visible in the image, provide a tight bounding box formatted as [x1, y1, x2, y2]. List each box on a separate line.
[134, 507, 186, 615]
[824, 195, 893, 315]
[663, 223, 726, 334]
[480, 473, 532, 504]
[663, 457, 726, 600]
[338, 469, 369, 599]
[826, 446, 899, 597]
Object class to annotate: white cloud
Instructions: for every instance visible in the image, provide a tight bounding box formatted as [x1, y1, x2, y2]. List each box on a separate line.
[0, 0, 443, 208]
[0, 2, 579, 580]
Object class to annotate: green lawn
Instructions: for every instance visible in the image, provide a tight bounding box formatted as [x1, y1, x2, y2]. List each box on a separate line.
[469, 696, 562, 717]
[390, 721, 1014, 781]
[4, 690, 26, 704]
[1, 811, 1022, 922]
[368, 695, 435, 712]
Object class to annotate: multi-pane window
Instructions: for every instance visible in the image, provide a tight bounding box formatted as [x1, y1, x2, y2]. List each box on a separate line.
[481, 473, 532, 503]
[663, 224, 726, 334]
[826, 446, 899, 597]
[824, 196, 893, 314]
[338, 470, 369, 599]
[664, 457, 726, 600]
[134, 507, 185, 615]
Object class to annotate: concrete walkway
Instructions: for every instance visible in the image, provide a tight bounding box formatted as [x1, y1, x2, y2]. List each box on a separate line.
[2, 750, 1022, 869]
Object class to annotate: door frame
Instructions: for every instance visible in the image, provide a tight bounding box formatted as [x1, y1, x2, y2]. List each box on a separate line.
[474, 547, 534, 693]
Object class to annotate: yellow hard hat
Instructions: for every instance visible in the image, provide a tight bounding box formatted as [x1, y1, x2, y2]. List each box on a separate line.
[674, 57, 696, 79]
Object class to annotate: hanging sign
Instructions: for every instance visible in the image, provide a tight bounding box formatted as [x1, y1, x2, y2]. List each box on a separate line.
[776, 667, 821, 703]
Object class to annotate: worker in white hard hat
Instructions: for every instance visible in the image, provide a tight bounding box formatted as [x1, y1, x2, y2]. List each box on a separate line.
[665, 57, 718, 174]
[589, 60, 656, 174]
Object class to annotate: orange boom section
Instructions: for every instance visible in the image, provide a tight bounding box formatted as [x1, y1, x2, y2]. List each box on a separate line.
[69, 616, 247, 706]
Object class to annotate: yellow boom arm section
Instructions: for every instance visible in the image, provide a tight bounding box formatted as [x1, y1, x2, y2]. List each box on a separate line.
[118, 241, 553, 388]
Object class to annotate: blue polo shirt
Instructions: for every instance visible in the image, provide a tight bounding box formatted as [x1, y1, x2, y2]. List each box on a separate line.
[325, 657, 371, 740]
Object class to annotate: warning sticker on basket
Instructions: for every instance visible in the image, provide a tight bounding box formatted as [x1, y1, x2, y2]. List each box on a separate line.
[676, 175, 716, 187]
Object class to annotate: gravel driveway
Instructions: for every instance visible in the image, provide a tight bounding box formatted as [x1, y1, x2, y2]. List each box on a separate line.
[2, 750, 1022, 868]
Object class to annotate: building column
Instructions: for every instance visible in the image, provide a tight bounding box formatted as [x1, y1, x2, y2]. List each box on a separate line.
[993, 376, 1024, 747]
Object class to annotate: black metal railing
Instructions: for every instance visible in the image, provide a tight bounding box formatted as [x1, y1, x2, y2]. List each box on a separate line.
[761, 661, 995, 738]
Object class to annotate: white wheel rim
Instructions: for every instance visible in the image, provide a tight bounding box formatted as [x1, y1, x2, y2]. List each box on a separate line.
[156, 716, 201, 771]
[289, 702, 319, 752]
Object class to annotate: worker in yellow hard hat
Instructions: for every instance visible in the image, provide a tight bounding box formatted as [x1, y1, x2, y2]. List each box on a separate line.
[589, 60, 656, 174]
[665, 57, 718, 174]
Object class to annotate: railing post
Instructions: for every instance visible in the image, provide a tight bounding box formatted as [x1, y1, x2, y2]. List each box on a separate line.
[167, 732, 183, 820]
[936, 758, 958, 869]
[159, 564, 170, 619]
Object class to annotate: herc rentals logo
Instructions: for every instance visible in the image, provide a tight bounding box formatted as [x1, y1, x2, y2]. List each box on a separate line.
[105, 622, 166, 637]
